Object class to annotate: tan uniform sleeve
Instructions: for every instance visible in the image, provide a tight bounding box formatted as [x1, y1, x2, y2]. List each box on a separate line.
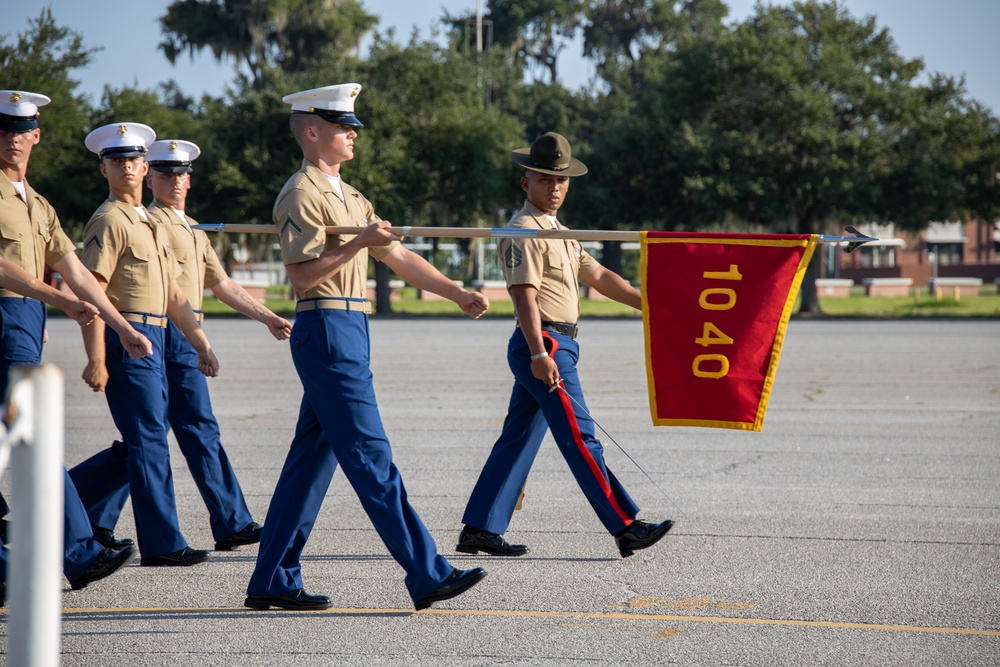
[359, 195, 397, 262]
[43, 207, 78, 266]
[275, 186, 327, 264]
[201, 239, 228, 290]
[500, 238, 546, 290]
[166, 242, 180, 284]
[81, 213, 127, 282]
[578, 246, 601, 281]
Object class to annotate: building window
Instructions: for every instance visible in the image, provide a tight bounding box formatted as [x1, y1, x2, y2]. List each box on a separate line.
[858, 246, 896, 268]
[928, 243, 963, 265]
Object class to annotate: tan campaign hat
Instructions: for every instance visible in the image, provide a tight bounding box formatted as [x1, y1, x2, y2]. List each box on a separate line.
[510, 132, 588, 177]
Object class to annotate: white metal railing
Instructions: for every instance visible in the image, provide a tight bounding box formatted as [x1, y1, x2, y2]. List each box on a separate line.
[1, 364, 64, 667]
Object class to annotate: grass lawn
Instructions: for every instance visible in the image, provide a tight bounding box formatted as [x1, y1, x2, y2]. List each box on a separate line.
[49, 285, 1000, 319]
[802, 285, 1000, 318]
[196, 287, 646, 319]
[198, 284, 1000, 319]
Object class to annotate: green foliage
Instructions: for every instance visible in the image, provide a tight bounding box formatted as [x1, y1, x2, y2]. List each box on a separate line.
[815, 288, 1000, 318]
[4, 1, 997, 301]
[583, 0, 729, 76]
[187, 285, 1000, 319]
[883, 75, 1000, 230]
[0, 9, 100, 235]
[196, 76, 298, 225]
[583, 0, 999, 313]
[158, 0, 378, 87]
[441, 0, 586, 85]
[356, 37, 524, 228]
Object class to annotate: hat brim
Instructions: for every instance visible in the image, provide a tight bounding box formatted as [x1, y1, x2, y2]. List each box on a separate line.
[150, 163, 192, 174]
[297, 109, 364, 128]
[99, 147, 146, 159]
[510, 149, 588, 177]
[323, 113, 363, 128]
[0, 118, 39, 133]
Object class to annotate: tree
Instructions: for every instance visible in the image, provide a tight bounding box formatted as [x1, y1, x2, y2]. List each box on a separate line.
[358, 36, 524, 311]
[190, 68, 306, 275]
[445, 0, 586, 85]
[591, 1, 998, 314]
[567, 1, 729, 276]
[881, 75, 1000, 231]
[0, 9, 101, 235]
[158, 0, 377, 88]
[704, 1, 996, 313]
[583, 0, 728, 79]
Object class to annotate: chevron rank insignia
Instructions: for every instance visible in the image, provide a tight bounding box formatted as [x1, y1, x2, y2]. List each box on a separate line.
[84, 235, 104, 251]
[280, 216, 303, 236]
[503, 240, 523, 269]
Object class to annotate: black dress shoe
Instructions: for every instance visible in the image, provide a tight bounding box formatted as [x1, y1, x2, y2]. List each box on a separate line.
[616, 519, 675, 558]
[140, 546, 211, 567]
[91, 526, 135, 550]
[244, 589, 331, 611]
[71, 546, 137, 590]
[414, 567, 487, 611]
[455, 526, 529, 557]
[215, 521, 263, 551]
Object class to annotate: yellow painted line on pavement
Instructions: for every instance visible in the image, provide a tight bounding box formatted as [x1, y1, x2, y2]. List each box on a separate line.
[32, 606, 1000, 637]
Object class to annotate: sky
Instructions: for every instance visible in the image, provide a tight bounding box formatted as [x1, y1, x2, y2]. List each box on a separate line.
[4, 0, 999, 116]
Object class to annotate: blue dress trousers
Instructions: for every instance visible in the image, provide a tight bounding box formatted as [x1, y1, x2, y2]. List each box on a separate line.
[462, 327, 640, 536]
[0, 297, 106, 581]
[247, 308, 454, 603]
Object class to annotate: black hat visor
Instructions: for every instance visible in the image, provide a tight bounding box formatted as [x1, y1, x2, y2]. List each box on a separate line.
[294, 109, 363, 128]
[0, 114, 39, 133]
[99, 146, 146, 159]
[149, 161, 192, 174]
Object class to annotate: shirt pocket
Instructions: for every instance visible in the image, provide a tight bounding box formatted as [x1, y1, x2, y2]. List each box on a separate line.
[544, 249, 566, 279]
[123, 242, 152, 289]
[36, 218, 53, 245]
[173, 247, 191, 266]
[0, 222, 24, 264]
[173, 247, 192, 281]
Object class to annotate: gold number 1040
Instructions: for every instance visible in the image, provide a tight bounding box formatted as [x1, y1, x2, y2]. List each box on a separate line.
[693, 264, 742, 379]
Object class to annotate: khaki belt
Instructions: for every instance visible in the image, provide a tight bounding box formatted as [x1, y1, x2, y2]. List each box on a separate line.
[193, 310, 204, 323]
[296, 299, 371, 315]
[540, 321, 579, 339]
[121, 312, 169, 328]
[0, 290, 39, 299]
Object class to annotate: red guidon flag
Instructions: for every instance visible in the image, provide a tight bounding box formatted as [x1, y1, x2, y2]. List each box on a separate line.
[641, 232, 818, 431]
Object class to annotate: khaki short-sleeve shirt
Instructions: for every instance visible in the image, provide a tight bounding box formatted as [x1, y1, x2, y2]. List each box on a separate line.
[148, 201, 227, 310]
[273, 159, 397, 301]
[82, 197, 178, 315]
[498, 200, 600, 325]
[0, 172, 77, 296]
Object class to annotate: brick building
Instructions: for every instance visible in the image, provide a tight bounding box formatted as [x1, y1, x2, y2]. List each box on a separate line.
[821, 220, 1000, 290]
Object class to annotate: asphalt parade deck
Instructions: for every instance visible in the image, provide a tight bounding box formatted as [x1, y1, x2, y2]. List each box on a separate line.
[3, 317, 998, 665]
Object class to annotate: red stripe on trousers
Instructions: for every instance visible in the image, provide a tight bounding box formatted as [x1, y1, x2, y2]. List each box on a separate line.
[545, 332, 633, 527]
